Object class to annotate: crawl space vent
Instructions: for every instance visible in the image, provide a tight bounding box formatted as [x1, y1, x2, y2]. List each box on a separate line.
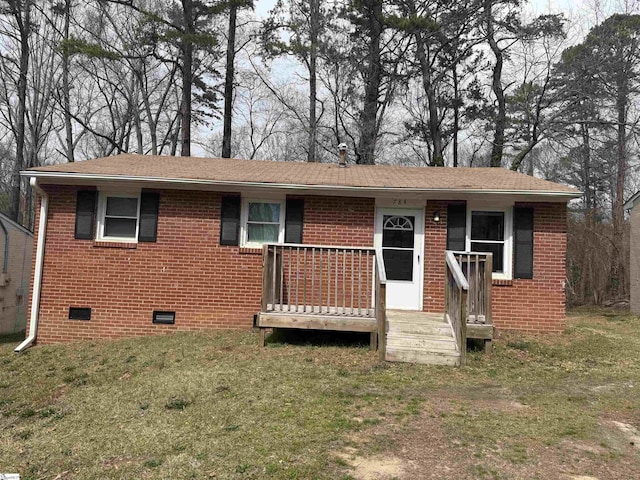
[69, 307, 91, 321]
[153, 311, 175, 325]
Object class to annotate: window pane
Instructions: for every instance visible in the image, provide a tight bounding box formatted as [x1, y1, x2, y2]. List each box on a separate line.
[383, 215, 415, 248]
[471, 242, 504, 272]
[471, 212, 504, 241]
[104, 218, 137, 238]
[106, 196, 138, 217]
[383, 249, 413, 281]
[383, 228, 414, 248]
[248, 223, 279, 243]
[248, 202, 280, 223]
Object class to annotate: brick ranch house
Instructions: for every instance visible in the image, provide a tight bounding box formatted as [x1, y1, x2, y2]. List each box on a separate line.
[16, 154, 580, 364]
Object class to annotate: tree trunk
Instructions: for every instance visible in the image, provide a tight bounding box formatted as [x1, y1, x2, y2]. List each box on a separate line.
[307, 0, 319, 162]
[407, 0, 443, 166]
[180, 0, 194, 157]
[10, 1, 31, 223]
[134, 85, 143, 154]
[139, 68, 158, 155]
[356, 0, 383, 165]
[612, 66, 628, 299]
[62, 0, 74, 162]
[581, 122, 592, 214]
[453, 61, 459, 168]
[222, 1, 237, 158]
[485, 0, 505, 168]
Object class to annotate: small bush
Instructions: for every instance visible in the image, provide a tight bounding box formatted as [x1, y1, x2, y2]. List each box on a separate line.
[144, 458, 162, 468]
[19, 408, 36, 418]
[506, 341, 531, 351]
[165, 397, 191, 410]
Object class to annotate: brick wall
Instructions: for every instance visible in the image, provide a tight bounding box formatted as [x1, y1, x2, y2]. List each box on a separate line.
[28, 185, 566, 344]
[423, 201, 567, 333]
[30, 187, 375, 344]
[491, 202, 567, 333]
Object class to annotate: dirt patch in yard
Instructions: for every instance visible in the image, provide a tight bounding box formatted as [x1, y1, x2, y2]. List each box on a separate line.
[335, 447, 408, 480]
[609, 421, 640, 450]
[343, 391, 640, 480]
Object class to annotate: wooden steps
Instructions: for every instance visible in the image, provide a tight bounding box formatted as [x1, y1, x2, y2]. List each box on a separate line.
[385, 310, 460, 366]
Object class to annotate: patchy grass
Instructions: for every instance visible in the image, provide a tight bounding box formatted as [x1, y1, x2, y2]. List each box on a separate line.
[1, 310, 640, 479]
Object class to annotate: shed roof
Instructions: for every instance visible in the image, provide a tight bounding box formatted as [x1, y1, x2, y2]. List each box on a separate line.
[25, 154, 580, 198]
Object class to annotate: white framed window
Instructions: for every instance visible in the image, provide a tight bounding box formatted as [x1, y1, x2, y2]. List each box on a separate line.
[96, 191, 141, 242]
[240, 198, 285, 248]
[466, 206, 513, 280]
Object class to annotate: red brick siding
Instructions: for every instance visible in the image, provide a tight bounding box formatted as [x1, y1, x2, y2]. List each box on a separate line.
[423, 201, 449, 313]
[30, 188, 375, 344]
[491, 202, 567, 333]
[423, 201, 567, 333]
[303, 196, 374, 246]
[28, 186, 565, 344]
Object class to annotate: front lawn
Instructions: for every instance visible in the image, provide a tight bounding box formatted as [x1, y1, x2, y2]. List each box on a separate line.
[1, 310, 639, 479]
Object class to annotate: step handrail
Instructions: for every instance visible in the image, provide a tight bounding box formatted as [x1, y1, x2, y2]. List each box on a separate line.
[445, 251, 468, 366]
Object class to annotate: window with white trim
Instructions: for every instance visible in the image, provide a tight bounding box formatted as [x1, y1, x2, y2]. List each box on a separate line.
[96, 192, 141, 242]
[241, 199, 285, 247]
[466, 207, 513, 279]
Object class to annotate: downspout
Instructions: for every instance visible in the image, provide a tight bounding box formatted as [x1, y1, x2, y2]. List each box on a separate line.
[0, 219, 8, 274]
[15, 178, 48, 353]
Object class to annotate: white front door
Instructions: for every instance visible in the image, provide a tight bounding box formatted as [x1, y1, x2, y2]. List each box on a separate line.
[374, 208, 424, 310]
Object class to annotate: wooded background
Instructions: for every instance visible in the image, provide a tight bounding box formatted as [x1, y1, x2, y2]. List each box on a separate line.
[0, 0, 638, 306]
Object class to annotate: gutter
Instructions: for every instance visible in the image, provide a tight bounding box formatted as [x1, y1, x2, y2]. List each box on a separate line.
[21, 171, 582, 199]
[15, 178, 48, 353]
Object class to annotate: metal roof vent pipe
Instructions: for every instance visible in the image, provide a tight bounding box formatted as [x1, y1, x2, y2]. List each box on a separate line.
[338, 143, 348, 168]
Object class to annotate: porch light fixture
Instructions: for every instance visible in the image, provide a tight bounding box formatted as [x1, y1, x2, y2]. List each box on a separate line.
[433, 211, 441, 223]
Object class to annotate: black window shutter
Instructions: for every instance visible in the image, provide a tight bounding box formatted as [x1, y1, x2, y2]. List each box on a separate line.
[220, 195, 241, 246]
[446, 203, 466, 251]
[514, 207, 534, 279]
[74, 190, 97, 240]
[285, 198, 304, 244]
[138, 192, 160, 242]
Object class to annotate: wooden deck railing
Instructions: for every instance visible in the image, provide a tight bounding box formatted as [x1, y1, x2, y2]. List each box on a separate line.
[445, 251, 469, 366]
[261, 243, 387, 355]
[261, 243, 379, 317]
[450, 251, 493, 326]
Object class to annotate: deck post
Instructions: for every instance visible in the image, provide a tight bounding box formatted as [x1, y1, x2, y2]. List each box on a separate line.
[370, 331, 377, 351]
[484, 253, 493, 325]
[259, 328, 266, 347]
[261, 244, 270, 312]
[378, 282, 386, 361]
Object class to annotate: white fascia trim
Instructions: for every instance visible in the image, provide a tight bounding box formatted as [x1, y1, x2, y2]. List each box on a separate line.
[21, 171, 582, 199]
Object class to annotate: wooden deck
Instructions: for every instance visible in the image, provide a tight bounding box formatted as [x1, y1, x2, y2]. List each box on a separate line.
[257, 306, 377, 332]
[257, 308, 378, 349]
[258, 244, 494, 365]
